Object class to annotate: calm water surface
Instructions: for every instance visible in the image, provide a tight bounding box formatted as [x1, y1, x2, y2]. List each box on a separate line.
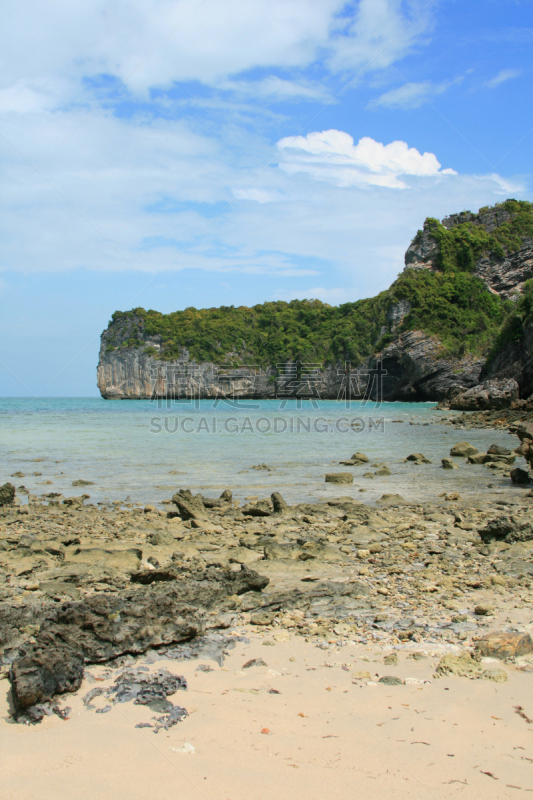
[0, 398, 523, 506]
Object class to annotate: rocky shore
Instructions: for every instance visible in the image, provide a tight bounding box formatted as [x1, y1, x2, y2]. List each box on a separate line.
[2, 423, 533, 725]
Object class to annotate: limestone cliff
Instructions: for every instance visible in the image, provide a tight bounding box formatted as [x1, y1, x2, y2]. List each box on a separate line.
[97, 199, 533, 404]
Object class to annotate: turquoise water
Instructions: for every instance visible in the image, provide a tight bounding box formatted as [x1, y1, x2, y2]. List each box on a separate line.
[0, 397, 522, 506]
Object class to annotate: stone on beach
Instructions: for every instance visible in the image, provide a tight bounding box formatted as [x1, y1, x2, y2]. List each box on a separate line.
[325, 473, 353, 484]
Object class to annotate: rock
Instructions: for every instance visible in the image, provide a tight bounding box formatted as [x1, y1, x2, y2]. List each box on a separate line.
[442, 458, 459, 470]
[374, 467, 391, 476]
[352, 671, 371, 680]
[481, 668, 507, 682]
[250, 611, 275, 626]
[219, 489, 232, 502]
[377, 494, 407, 505]
[172, 490, 207, 520]
[228, 547, 264, 564]
[468, 453, 488, 464]
[242, 500, 272, 517]
[406, 453, 431, 463]
[65, 547, 142, 571]
[264, 543, 307, 561]
[474, 604, 494, 616]
[475, 632, 533, 660]
[479, 516, 533, 543]
[0, 482, 16, 506]
[511, 468, 530, 484]
[488, 444, 512, 456]
[450, 442, 478, 457]
[325, 473, 353, 484]
[435, 652, 482, 679]
[450, 379, 519, 411]
[351, 452, 369, 462]
[271, 492, 289, 514]
[384, 653, 398, 665]
[10, 647, 85, 712]
[72, 479, 94, 486]
[379, 676, 403, 685]
[9, 564, 269, 711]
[149, 531, 176, 546]
[242, 658, 267, 669]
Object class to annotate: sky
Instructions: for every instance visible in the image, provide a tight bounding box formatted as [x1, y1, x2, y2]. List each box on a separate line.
[1, 0, 532, 396]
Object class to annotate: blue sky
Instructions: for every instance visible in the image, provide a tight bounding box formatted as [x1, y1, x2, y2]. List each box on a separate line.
[1, 0, 532, 396]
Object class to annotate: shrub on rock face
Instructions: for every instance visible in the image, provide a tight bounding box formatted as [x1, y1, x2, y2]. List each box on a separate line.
[0, 482, 15, 506]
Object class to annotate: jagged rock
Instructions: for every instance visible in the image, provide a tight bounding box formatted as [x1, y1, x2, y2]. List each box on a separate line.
[0, 482, 16, 506]
[450, 379, 519, 411]
[479, 516, 533, 543]
[172, 489, 207, 520]
[8, 565, 269, 711]
[325, 473, 353, 484]
[271, 492, 289, 514]
[450, 442, 479, 457]
[10, 647, 85, 712]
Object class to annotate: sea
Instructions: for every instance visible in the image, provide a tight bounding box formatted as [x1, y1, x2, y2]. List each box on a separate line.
[0, 397, 524, 507]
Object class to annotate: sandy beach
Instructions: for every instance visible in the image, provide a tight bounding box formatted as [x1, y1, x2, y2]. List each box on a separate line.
[2, 629, 533, 800]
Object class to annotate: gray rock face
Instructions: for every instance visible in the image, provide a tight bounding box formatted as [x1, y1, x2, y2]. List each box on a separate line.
[450, 379, 519, 411]
[372, 331, 484, 401]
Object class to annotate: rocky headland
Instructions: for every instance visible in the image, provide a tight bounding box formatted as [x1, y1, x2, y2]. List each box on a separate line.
[98, 199, 533, 407]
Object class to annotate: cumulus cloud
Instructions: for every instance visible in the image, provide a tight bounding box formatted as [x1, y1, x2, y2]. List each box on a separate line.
[486, 68, 522, 89]
[276, 129, 457, 189]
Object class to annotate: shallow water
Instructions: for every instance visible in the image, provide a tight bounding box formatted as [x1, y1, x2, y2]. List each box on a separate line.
[0, 397, 524, 507]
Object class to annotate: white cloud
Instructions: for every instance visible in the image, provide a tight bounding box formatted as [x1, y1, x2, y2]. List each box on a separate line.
[329, 0, 434, 74]
[486, 68, 522, 89]
[276, 129, 457, 189]
[218, 76, 331, 102]
[368, 75, 464, 109]
[0, 0, 436, 106]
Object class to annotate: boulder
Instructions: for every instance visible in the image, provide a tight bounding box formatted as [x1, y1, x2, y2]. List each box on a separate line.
[325, 473, 353, 484]
[487, 444, 512, 456]
[450, 442, 478, 457]
[468, 452, 488, 464]
[450, 378, 519, 411]
[0, 482, 16, 506]
[442, 458, 458, 470]
[149, 531, 176, 546]
[511, 467, 530, 485]
[406, 453, 431, 463]
[475, 632, 533, 660]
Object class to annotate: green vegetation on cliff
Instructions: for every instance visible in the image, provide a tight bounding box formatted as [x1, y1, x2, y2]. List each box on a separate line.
[416, 199, 533, 273]
[107, 199, 532, 367]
